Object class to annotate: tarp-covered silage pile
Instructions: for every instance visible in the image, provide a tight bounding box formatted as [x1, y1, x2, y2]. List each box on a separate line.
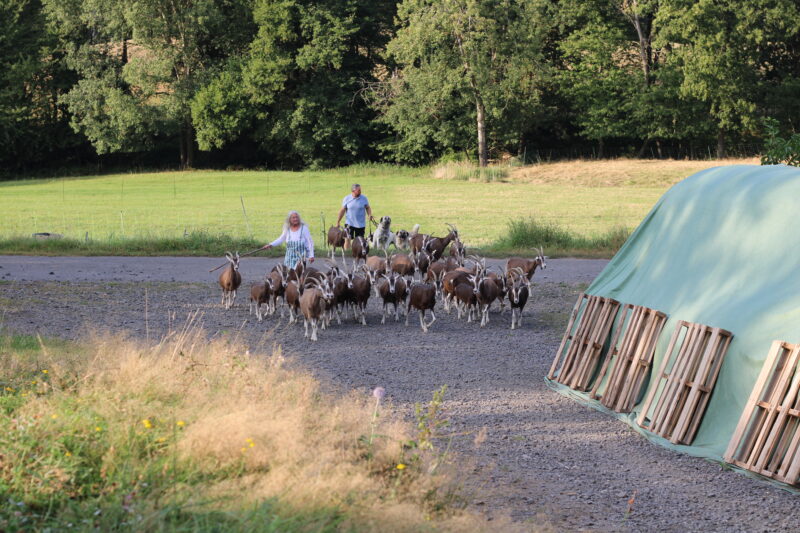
[547, 164, 800, 475]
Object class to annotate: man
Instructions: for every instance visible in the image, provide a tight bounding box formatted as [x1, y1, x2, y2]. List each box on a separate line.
[336, 183, 375, 239]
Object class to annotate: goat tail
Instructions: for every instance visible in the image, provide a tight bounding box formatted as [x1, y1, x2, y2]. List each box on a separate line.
[410, 223, 420, 237]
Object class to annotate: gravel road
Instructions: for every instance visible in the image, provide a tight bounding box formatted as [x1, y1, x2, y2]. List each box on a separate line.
[1, 256, 797, 532]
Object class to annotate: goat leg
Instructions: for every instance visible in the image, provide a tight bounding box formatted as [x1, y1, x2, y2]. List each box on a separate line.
[311, 318, 318, 342]
[419, 310, 427, 332]
[426, 310, 437, 330]
[303, 318, 309, 338]
[361, 305, 367, 326]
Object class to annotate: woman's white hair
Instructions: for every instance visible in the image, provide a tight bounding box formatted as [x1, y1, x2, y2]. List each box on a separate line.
[282, 210, 305, 232]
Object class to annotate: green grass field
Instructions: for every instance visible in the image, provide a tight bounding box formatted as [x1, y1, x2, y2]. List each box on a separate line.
[0, 159, 756, 257]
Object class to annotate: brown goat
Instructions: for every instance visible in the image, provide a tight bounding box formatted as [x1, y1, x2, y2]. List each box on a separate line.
[378, 271, 408, 324]
[405, 282, 437, 332]
[218, 252, 242, 309]
[365, 255, 387, 296]
[507, 272, 530, 330]
[284, 280, 301, 324]
[327, 226, 351, 260]
[454, 278, 477, 322]
[351, 236, 370, 266]
[471, 275, 499, 327]
[349, 267, 372, 325]
[249, 277, 274, 321]
[423, 225, 459, 261]
[389, 253, 416, 279]
[441, 270, 471, 313]
[269, 266, 288, 317]
[505, 247, 546, 289]
[299, 278, 334, 342]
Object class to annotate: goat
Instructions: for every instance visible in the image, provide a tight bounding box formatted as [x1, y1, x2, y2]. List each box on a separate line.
[414, 249, 432, 280]
[351, 236, 370, 266]
[327, 225, 351, 261]
[425, 260, 447, 298]
[218, 252, 242, 309]
[287, 258, 306, 283]
[349, 266, 372, 325]
[269, 265, 288, 317]
[409, 224, 428, 255]
[300, 278, 334, 342]
[389, 253, 416, 279]
[378, 271, 408, 324]
[441, 270, 471, 313]
[284, 280, 301, 324]
[405, 282, 437, 332]
[486, 270, 508, 314]
[364, 255, 387, 296]
[423, 224, 459, 261]
[449, 238, 466, 260]
[506, 247, 546, 290]
[249, 276, 274, 321]
[507, 268, 529, 330]
[454, 278, 477, 322]
[327, 264, 353, 325]
[471, 274, 499, 327]
[371, 216, 395, 253]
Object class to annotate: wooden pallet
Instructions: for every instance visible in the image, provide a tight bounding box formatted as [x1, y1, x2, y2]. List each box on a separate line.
[636, 321, 733, 445]
[724, 341, 800, 485]
[589, 304, 668, 413]
[548, 293, 620, 391]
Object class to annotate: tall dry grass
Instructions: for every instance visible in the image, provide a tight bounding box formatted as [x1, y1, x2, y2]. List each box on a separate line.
[507, 157, 759, 187]
[0, 326, 519, 532]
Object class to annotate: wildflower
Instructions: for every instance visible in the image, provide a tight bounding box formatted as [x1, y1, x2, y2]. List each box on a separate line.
[65, 451, 72, 457]
[156, 437, 166, 443]
[95, 426, 102, 432]
[31, 380, 37, 385]
[176, 420, 185, 428]
[51, 414, 58, 419]
[141, 419, 153, 429]
[42, 370, 48, 374]
[396, 463, 406, 470]
[245, 438, 255, 448]
[240, 447, 247, 453]
[4, 387, 13, 392]
[372, 387, 386, 400]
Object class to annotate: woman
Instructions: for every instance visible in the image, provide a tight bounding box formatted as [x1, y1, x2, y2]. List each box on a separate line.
[262, 211, 315, 267]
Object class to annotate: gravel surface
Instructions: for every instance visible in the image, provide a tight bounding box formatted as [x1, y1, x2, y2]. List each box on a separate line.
[1, 256, 797, 532]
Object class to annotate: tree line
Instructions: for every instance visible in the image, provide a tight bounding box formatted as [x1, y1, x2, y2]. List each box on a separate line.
[3, 0, 800, 173]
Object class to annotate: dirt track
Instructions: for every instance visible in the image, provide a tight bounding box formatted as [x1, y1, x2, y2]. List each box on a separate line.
[1, 255, 798, 532]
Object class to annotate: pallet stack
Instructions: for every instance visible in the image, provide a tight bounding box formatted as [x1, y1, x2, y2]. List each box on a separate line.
[589, 304, 668, 413]
[636, 321, 733, 445]
[724, 341, 800, 485]
[548, 293, 620, 391]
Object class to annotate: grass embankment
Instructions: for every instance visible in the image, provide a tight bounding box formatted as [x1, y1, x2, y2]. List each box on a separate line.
[0, 158, 756, 258]
[0, 329, 509, 531]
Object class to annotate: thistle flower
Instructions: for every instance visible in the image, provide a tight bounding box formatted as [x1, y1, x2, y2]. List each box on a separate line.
[372, 387, 386, 400]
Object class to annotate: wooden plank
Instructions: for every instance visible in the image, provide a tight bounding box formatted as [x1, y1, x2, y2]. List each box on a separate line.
[637, 320, 684, 427]
[672, 329, 723, 444]
[589, 303, 630, 400]
[754, 345, 800, 472]
[559, 295, 600, 385]
[651, 323, 703, 434]
[549, 293, 585, 379]
[723, 341, 784, 462]
[615, 311, 665, 412]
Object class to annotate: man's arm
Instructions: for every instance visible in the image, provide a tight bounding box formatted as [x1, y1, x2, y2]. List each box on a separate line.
[366, 204, 376, 223]
[336, 206, 346, 226]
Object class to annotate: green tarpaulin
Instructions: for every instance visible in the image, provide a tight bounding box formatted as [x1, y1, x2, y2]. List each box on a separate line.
[548, 164, 800, 472]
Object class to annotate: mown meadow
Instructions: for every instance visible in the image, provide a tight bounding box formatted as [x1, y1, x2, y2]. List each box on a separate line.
[0, 159, 756, 257]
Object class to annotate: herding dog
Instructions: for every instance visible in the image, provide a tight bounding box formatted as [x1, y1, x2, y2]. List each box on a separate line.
[371, 216, 395, 253]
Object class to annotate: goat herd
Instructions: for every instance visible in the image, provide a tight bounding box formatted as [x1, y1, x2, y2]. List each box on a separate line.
[217, 219, 547, 342]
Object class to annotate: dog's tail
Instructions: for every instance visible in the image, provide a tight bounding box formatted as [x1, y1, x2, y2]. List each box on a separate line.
[410, 223, 420, 237]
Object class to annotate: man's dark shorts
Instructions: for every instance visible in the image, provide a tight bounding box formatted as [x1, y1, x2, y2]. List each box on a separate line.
[348, 226, 366, 239]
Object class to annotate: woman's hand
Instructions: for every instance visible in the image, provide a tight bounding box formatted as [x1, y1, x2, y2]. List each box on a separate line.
[309, 257, 315, 263]
[262, 244, 272, 250]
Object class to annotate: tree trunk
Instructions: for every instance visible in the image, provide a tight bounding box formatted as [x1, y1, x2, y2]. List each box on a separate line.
[598, 138, 605, 159]
[179, 121, 195, 169]
[476, 97, 488, 167]
[636, 138, 650, 158]
[716, 129, 726, 159]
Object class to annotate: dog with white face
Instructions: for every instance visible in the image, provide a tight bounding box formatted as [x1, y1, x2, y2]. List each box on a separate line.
[372, 216, 395, 253]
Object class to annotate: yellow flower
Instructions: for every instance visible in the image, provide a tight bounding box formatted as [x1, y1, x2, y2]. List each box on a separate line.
[240, 447, 247, 453]
[142, 419, 153, 429]
[396, 463, 406, 470]
[176, 420, 186, 428]
[51, 414, 58, 419]
[31, 380, 37, 385]
[65, 451, 72, 457]
[42, 370, 48, 374]
[156, 437, 166, 443]
[95, 426, 102, 432]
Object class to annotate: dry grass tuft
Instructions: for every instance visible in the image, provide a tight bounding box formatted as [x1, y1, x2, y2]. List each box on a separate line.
[432, 161, 509, 182]
[508, 157, 758, 187]
[0, 327, 523, 531]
